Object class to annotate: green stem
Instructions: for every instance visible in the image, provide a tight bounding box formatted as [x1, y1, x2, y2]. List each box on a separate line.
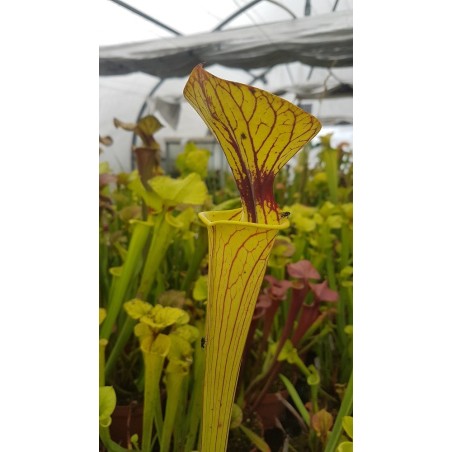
[324, 372, 353, 452]
[306, 365, 320, 414]
[299, 314, 332, 344]
[100, 221, 151, 340]
[99, 241, 111, 307]
[99, 339, 108, 387]
[298, 146, 310, 204]
[184, 323, 205, 452]
[181, 226, 208, 294]
[239, 424, 271, 452]
[279, 373, 310, 426]
[99, 426, 129, 452]
[324, 148, 338, 204]
[104, 316, 135, 379]
[325, 251, 337, 291]
[137, 213, 178, 300]
[139, 334, 170, 451]
[335, 287, 349, 365]
[340, 223, 351, 268]
[346, 286, 353, 325]
[161, 368, 187, 452]
[141, 349, 165, 452]
[292, 354, 312, 380]
[311, 382, 319, 413]
[173, 374, 189, 450]
[339, 288, 353, 382]
[105, 211, 186, 387]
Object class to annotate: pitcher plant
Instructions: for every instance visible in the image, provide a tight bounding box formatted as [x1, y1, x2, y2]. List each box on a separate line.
[183, 64, 321, 451]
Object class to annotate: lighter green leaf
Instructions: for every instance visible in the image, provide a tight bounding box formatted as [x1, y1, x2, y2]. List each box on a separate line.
[113, 242, 129, 262]
[230, 404, 243, 429]
[109, 266, 122, 277]
[340, 266, 353, 279]
[99, 308, 107, 325]
[287, 203, 317, 231]
[168, 333, 193, 361]
[341, 203, 353, 219]
[319, 201, 336, 217]
[140, 304, 189, 332]
[140, 335, 154, 353]
[99, 386, 116, 428]
[337, 441, 353, 452]
[184, 149, 211, 178]
[174, 207, 196, 229]
[307, 365, 320, 386]
[275, 340, 298, 364]
[239, 424, 270, 452]
[327, 215, 343, 229]
[151, 333, 171, 356]
[176, 141, 211, 178]
[271, 236, 295, 257]
[124, 298, 153, 320]
[118, 205, 142, 223]
[164, 207, 196, 230]
[165, 358, 190, 375]
[131, 434, 140, 450]
[279, 374, 310, 426]
[128, 172, 163, 211]
[287, 203, 316, 217]
[171, 324, 199, 343]
[164, 210, 185, 228]
[149, 173, 208, 206]
[313, 213, 324, 225]
[193, 275, 208, 301]
[99, 161, 111, 174]
[134, 322, 151, 340]
[339, 266, 353, 288]
[313, 171, 327, 184]
[292, 216, 316, 232]
[342, 416, 353, 439]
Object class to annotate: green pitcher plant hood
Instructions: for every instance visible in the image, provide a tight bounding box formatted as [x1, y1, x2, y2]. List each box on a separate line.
[183, 65, 321, 451]
[128, 170, 209, 213]
[176, 141, 211, 179]
[99, 386, 116, 428]
[124, 299, 189, 332]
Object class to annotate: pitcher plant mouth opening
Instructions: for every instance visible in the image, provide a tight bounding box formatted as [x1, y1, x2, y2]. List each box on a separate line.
[183, 64, 321, 451]
[198, 209, 290, 230]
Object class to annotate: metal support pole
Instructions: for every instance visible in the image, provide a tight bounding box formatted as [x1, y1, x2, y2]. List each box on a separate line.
[108, 0, 182, 36]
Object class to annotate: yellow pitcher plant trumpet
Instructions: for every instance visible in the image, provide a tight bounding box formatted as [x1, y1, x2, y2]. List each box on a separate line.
[184, 64, 321, 451]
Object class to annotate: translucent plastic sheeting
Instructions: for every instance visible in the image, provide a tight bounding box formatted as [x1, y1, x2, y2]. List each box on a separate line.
[100, 11, 352, 78]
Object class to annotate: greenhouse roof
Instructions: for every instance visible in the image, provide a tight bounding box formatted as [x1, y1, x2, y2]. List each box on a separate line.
[100, 10, 352, 78]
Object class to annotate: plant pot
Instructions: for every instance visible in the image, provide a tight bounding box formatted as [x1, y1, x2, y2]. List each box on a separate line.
[254, 390, 288, 430]
[109, 402, 143, 447]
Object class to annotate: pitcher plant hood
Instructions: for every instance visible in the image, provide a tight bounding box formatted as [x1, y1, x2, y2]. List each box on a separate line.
[184, 64, 321, 224]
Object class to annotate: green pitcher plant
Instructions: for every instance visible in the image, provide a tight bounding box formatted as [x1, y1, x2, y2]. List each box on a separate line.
[123, 299, 199, 452]
[101, 171, 209, 376]
[183, 64, 321, 451]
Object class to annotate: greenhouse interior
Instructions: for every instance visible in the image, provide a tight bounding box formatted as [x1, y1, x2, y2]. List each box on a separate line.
[99, 1, 353, 451]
